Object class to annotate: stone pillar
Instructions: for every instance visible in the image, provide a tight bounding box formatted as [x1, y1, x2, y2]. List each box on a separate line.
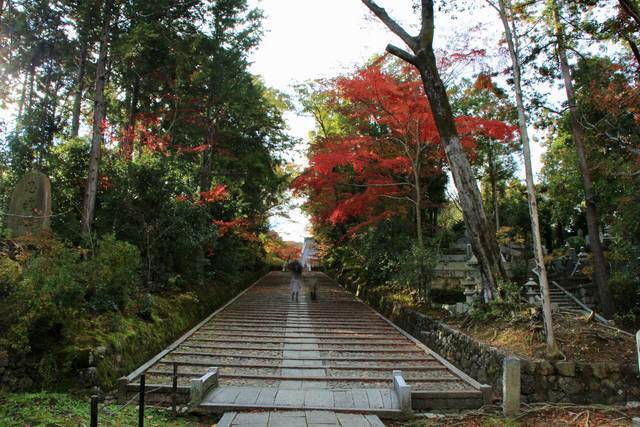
[190, 367, 219, 406]
[393, 370, 412, 416]
[636, 330, 640, 375]
[502, 356, 521, 417]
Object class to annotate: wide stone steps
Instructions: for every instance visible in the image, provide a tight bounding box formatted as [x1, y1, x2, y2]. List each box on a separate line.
[122, 272, 489, 419]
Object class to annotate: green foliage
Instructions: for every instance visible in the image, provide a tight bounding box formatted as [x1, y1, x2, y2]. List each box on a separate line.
[609, 271, 640, 328]
[467, 280, 528, 323]
[83, 235, 141, 312]
[0, 235, 260, 389]
[0, 392, 207, 426]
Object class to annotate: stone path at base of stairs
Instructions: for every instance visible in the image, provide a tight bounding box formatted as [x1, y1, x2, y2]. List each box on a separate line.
[217, 410, 385, 427]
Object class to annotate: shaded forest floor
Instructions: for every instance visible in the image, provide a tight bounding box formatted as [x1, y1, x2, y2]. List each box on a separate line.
[397, 403, 640, 426]
[375, 283, 636, 364]
[447, 311, 636, 364]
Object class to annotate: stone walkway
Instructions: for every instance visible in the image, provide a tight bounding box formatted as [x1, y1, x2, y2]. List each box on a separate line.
[217, 410, 385, 427]
[123, 272, 488, 421]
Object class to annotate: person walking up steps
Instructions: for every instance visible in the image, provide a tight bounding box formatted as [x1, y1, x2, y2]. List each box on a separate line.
[288, 260, 303, 302]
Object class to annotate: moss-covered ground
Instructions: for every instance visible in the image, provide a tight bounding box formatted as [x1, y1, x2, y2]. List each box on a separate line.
[0, 392, 219, 426]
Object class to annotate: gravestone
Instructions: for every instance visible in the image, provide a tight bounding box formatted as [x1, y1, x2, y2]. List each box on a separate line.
[6, 171, 52, 237]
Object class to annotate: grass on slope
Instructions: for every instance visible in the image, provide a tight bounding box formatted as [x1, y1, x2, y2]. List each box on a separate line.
[0, 393, 216, 427]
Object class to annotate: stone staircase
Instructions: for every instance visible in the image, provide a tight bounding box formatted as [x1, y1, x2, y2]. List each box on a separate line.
[433, 245, 479, 290]
[121, 272, 491, 423]
[548, 280, 595, 317]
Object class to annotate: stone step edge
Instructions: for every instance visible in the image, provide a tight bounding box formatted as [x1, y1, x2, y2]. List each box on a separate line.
[143, 371, 462, 383]
[124, 383, 482, 399]
[194, 402, 403, 418]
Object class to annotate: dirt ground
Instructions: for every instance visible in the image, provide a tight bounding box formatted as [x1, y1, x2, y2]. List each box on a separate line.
[447, 311, 636, 364]
[393, 403, 640, 426]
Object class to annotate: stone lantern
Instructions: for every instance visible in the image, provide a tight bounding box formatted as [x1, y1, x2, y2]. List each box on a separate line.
[463, 276, 478, 305]
[525, 277, 539, 304]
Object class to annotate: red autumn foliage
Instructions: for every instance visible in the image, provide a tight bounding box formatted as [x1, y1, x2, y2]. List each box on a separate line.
[200, 184, 229, 203]
[293, 59, 516, 235]
[213, 218, 249, 237]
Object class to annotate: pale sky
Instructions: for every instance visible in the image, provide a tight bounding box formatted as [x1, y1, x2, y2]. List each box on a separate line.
[251, 0, 547, 242]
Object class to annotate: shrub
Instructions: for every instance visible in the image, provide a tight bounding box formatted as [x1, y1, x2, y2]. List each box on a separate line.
[83, 235, 141, 312]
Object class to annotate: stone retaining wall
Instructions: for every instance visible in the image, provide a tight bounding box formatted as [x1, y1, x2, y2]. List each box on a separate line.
[352, 283, 640, 405]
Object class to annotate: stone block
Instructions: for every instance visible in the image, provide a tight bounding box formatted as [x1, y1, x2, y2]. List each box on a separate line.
[539, 361, 555, 376]
[393, 370, 412, 415]
[555, 362, 576, 377]
[189, 367, 218, 406]
[591, 363, 608, 379]
[502, 356, 521, 417]
[558, 377, 583, 395]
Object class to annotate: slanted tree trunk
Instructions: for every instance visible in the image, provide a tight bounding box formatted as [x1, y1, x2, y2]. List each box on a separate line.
[362, 0, 506, 301]
[624, 36, 640, 68]
[551, 0, 614, 318]
[620, 0, 640, 27]
[81, 0, 114, 239]
[494, 0, 561, 358]
[71, 36, 89, 137]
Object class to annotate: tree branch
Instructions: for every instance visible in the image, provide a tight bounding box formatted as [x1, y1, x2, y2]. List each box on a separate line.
[386, 44, 418, 65]
[379, 194, 417, 205]
[361, 0, 417, 50]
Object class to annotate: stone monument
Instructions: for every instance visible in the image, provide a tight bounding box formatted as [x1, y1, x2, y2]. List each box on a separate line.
[6, 171, 52, 237]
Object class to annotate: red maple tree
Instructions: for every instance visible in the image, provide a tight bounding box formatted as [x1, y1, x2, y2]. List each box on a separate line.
[294, 58, 517, 245]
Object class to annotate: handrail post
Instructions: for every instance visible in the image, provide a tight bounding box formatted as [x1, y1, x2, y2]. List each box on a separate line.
[138, 374, 145, 427]
[90, 395, 98, 427]
[172, 362, 178, 415]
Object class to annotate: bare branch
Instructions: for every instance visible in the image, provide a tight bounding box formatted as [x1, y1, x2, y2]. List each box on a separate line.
[386, 44, 418, 65]
[379, 194, 417, 205]
[361, 0, 417, 50]
[346, 182, 416, 189]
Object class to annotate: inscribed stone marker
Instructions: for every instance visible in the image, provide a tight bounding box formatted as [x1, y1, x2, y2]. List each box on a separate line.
[636, 330, 640, 374]
[6, 171, 52, 237]
[502, 356, 521, 417]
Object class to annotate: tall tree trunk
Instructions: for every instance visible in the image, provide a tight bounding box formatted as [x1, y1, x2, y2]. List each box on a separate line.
[496, 0, 561, 358]
[26, 61, 36, 116]
[81, 0, 113, 239]
[362, 0, 506, 301]
[122, 78, 139, 159]
[551, 0, 615, 318]
[71, 36, 89, 137]
[17, 69, 29, 121]
[488, 144, 500, 229]
[199, 126, 215, 193]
